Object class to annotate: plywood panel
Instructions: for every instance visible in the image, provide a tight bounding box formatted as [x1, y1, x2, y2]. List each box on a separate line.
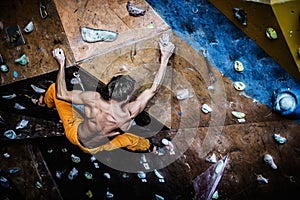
[53, 0, 170, 62]
[0, 0, 74, 86]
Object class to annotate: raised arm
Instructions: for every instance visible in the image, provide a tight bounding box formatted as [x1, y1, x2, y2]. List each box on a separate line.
[128, 33, 175, 118]
[53, 48, 96, 104]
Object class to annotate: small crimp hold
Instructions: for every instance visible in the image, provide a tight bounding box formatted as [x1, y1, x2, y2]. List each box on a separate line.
[24, 21, 34, 33]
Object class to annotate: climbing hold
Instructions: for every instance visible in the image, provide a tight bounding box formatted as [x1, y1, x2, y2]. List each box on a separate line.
[86, 190, 93, 198]
[16, 119, 29, 129]
[297, 47, 300, 58]
[35, 181, 42, 189]
[15, 54, 27, 66]
[13, 71, 18, 78]
[31, 84, 45, 93]
[256, 174, 268, 184]
[121, 172, 129, 179]
[90, 155, 96, 162]
[205, 153, 217, 163]
[202, 104, 212, 114]
[103, 172, 111, 179]
[263, 154, 277, 169]
[155, 194, 164, 200]
[14, 103, 25, 110]
[81, 26, 118, 43]
[0, 64, 9, 73]
[8, 168, 20, 174]
[266, 27, 277, 40]
[233, 81, 245, 91]
[47, 148, 53, 153]
[176, 89, 194, 100]
[4, 130, 17, 139]
[232, 111, 245, 119]
[126, 1, 146, 17]
[84, 171, 93, 180]
[272, 88, 300, 118]
[68, 167, 78, 180]
[233, 8, 247, 26]
[234, 60, 244, 72]
[154, 169, 164, 179]
[55, 170, 65, 179]
[212, 190, 219, 199]
[71, 154, 81, 163]
[106, 190, 114, 199]
[24, 21, 34, 33]
[273, 134, 287, 144]
[2, 93, 16, 99]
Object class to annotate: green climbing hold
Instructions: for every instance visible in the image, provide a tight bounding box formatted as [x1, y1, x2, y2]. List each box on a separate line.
[266, 27, 277, 40]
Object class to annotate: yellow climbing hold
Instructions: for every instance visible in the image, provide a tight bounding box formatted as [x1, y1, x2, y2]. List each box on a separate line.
[266, 27, 277, 40]
[233, 81, 245, 91]
[234, 60, 244, 72]
[232, 111, 246, 119]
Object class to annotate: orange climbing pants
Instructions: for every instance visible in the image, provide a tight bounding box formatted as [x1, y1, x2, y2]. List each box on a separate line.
[44, 83, 150, 154]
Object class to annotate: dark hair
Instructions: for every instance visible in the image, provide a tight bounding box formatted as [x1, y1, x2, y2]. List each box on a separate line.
[107, 75, 135, 101]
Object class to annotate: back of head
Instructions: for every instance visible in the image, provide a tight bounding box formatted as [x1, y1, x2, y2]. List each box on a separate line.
[107, 75, 135, 102]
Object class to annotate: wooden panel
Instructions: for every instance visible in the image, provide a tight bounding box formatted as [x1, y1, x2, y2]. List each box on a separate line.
[53, 0, 169, 62]
[0, 0, 74, 86]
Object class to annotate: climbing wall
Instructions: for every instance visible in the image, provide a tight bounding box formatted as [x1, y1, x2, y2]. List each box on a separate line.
[0, 0, 74, 86]
[53, 0, 169, 63]
[209, 0, 300, 81]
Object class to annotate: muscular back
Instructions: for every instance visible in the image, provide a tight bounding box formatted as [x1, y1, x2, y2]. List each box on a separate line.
[77, 92, 135, 148]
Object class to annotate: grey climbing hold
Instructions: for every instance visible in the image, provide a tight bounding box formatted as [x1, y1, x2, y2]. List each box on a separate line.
[126, 1, 146, 17]
[24, 21, 34, 33]
[80, 26, 118, 43]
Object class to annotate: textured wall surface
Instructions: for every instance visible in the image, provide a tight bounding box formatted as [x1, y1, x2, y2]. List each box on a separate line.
[146, 0, 300, 108]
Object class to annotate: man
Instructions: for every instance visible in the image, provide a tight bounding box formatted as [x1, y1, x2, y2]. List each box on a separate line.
[39, 33, 175, 155]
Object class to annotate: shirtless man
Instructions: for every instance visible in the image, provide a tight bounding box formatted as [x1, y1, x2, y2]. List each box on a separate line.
[41, 33, 175, 155]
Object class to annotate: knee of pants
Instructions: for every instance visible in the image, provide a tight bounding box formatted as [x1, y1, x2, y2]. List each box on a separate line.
[111, 135, 133, 148]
